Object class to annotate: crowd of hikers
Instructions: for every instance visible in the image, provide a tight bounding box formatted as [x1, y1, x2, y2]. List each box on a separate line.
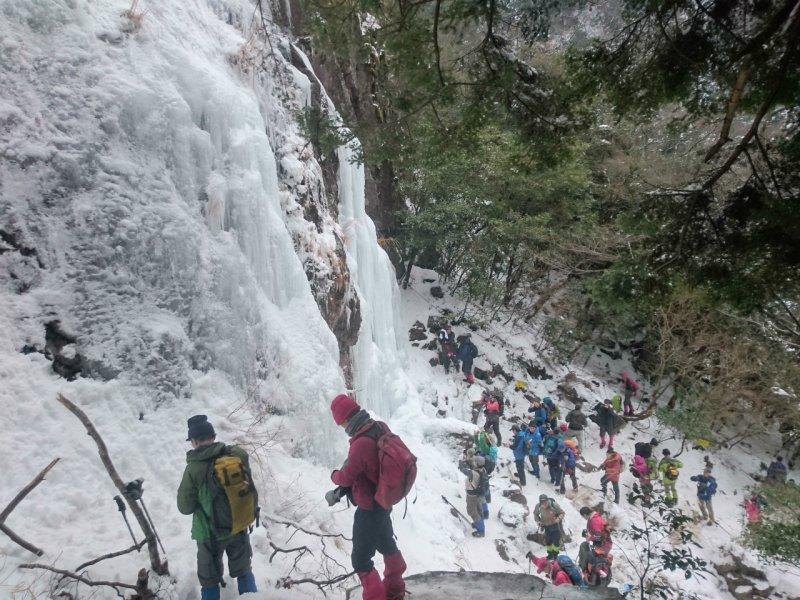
[175, 320, 793, 600]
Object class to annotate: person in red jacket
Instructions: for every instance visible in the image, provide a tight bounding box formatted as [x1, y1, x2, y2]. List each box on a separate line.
[600, 447, 624, 504]
[580, 506, 612, 554]
[329, 394, 407, 600]
[529, 555, 572, 586]
[621, 372, 638, 416]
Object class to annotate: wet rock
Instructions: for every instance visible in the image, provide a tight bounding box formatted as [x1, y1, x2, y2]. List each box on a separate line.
[427, 315, 447, 332]
[403, 571, 622, 599]
[409, 321, 427, 341]
[44, 321, 82, 381]
[501, 489, 528, 506]
[423, 339, 438, 351]
[474, 366, 492, 383]
[437, 409, 447, 418]
[494, 539, 511, 562]
[517, 357, 552, 380]
[429, 357, 439, 367]
[490, 363, 512, 382]
[430, 286, 444, 299]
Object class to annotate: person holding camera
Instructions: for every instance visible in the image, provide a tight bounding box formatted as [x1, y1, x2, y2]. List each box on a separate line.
[327, 394, 408, 600]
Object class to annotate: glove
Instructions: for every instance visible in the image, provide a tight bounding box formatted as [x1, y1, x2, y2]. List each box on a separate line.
[325, 487, 346, 506]
[525, 551, 533, 560]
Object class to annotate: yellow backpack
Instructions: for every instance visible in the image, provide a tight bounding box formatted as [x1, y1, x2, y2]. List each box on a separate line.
[212, 452, 257, 535]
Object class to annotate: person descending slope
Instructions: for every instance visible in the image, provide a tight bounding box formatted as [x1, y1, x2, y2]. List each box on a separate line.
[482, 390, 503, 444]
[459, 453, 487, 538]
[457, 334, 478, 383]
[528, 397, 548, 424]
[328, 395, 411, 600]
[437, 324, 458, 374]
[177, 415, 258, 600]
[592, 399, 619, 449]
[547, 441, 566, 490]
[601, 447, 624, 504]
[534, 495, 565, 554]
[620, 371, 639, 416]
[658, 448, 683, 506]
[690, 468, 718, 525]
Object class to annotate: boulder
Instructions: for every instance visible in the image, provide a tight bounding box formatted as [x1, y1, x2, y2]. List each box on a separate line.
[409, 320, 428, 341]
[498, 502, 529, 528]
[501, 489, 528, 506]
[423, 339, 438, 351]
[490, 363, 513, 382]
[429, 357, 439, 367]
[494, 539, 511, 562]
[430, 286, 445, 299]
[474, 366, 492, 382]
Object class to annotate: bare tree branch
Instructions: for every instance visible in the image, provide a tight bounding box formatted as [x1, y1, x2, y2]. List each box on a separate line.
[18, 564, 137, 592]
[0, 458, 59, 556]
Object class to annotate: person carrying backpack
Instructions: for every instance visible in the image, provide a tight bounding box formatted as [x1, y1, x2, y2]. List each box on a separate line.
[579, 507, 612, 554]
[621, 372, 638, 416]
[584, 542, 612, 587]
[178, 415, 258, 600]
[459, 454, 487, 538]
[690, 468, 717, 525]
[483, 391, 503, 445]
[542, 396, 559, 430]
[560, 441, 578, 493]
[592, 399, 618, 449]
[527, 397, 548, 424]
[565, 404, 587, 452]
[600, 447, 624, 504]
[658, 448, 683, 505]
[534, 495, 565, 552]
[545, 436, 563, 486]
[474, 425, 497, 466]
[329, 395, 410, 600]
[766, 456, 788, 483]
[525, 421, 542, 478]
[631, 454, 653, 505]
[437, 325, 458, 374]
[457, 335, 478, 383]
[510, 425, 528, 486]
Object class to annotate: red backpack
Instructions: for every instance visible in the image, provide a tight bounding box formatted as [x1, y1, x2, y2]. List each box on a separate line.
[370, 423, 418, 509]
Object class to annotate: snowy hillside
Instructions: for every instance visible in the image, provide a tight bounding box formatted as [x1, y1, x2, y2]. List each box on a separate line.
[1, 2, 799, 600]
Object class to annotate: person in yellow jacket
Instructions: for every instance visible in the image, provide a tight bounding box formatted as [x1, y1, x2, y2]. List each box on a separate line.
[657, 448, 683, 505]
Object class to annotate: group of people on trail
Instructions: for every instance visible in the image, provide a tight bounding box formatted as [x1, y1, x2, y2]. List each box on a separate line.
[528, 501, 614, 589]
[437, 323, 478, 383]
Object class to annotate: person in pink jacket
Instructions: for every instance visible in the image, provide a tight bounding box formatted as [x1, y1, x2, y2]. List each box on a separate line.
[580, 507, 612, 554]
[631, 454, 653, 504]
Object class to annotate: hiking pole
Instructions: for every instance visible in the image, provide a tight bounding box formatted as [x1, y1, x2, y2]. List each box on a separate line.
[441, 495, 472, 525]
[114, 495, 139, 547]
[125, 479, 167, 556]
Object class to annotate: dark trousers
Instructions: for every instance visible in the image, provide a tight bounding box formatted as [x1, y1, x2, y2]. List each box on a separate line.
[196, 531, 252, 587]
[528, 454, 540, 478]
[559, 467, 577, 493]
[601, 476, 620, 503]
[515, 459, 527, 486]
[352, 507, 399, 573]
[486, 414, 502, 445]
[462, 358, 473, 375]
[440, 350, 457, 373]
[543, 523, 562, 547]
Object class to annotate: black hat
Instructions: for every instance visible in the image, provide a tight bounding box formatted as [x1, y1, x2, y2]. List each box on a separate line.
[650, 437, 659, 445]
[186, 415, 215, 441]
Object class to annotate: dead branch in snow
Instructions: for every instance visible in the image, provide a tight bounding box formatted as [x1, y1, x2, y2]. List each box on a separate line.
[278, 570, 356, 596]
[264, 514, 352, 541]
[18, 563, 138, 595]
[269, 541, 313, 566]
[72, 540, 147, 574]
[56, 394, 168, 575]
[0, 458, 60, 556]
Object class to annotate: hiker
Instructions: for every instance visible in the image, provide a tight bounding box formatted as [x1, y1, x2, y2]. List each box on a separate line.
[474, 424, 497, 470]
[610, 394, 622, 413]
[580, 507, 612, 555]
[634, 437, 659, 461]
[437, 324, 458, 374]
[527, 397, 548, 424]
[511, 424, 528, 486]
[565, 404, 587, 452]
[533, 495, 565, 553]
[601, 447, 624, 504]
[177, 415, 258, 600]
[744, 492, 767, 524]
[766, 456, 788, 483]
[592, 399, 618, 449]
[457, 334, 478, 383]
[328, 395, 408, 600]
[542, 396, 559, 430]
[658, 448, 683, 505]
[559, 438, 578, 493]
[525, 421, 542, 478]
[483, 390, 503, 444]
[459, 454, 487, 537]
[690, 468, 717, 525]
[631, 454, 653, 504]
[621, 372, 638, 416]
[546, 440, 566, 488]
[529, 555, 572, 586]
[584, 541, 612, 587]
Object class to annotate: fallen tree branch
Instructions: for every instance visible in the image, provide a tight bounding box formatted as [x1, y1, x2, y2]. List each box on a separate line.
[264, 514, 351, 541]
[56, 394, 168, 575]
[73, 540, 147, 573]
[278, 570, 356, 594]
[269, 541, 313, 564]
[0, 458, 60, 556]
[18, 563, 137, 593]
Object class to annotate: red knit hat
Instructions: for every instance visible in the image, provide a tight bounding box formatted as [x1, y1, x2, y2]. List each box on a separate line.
[331, 394, 360, 425]
[559, 423, 568, 432]
[531, 555, 549, 573]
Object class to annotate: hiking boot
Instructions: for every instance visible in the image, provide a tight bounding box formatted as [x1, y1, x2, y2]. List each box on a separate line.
[472, 531, 485, 538]
[237, 571, 257, 594]
[707, 520, 714, 526]
[201, 586, 220, 600]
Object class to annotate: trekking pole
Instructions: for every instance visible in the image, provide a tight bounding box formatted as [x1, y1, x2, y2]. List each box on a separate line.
[114, 495, 139, 547]
[441, 495, 472, 525]
[125, 479, 167, 556]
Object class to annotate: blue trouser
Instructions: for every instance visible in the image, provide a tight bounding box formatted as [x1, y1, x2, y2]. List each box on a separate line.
[528, 454, 540, 477]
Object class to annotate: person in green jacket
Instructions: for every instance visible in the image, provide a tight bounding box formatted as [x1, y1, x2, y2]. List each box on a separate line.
[657, 448, 683, 505]
[177, 415, 258, 600]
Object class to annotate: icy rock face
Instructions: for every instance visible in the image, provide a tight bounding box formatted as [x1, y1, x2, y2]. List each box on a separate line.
[0, 0, 376, 457]
[404, 572, 622, 599]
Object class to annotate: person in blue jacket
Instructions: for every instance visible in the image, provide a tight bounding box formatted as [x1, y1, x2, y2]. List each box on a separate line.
[510, 425, 528, 486]
[525, 421, 542, 478]
[690, 469, 717, 525]
[527, 397, 548, 424]
[542, 396, 559, 430]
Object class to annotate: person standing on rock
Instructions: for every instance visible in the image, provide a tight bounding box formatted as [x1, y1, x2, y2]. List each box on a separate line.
[177, 415, 258, 600]
[565, 404, 587, 452]
[437, 324, 458, 374]
[328, 395, 408, 600]
[510, 424, 528, 487]
[534, 494, 565, 553]
[600, 447, 624, 504]
[457, 334, 478, 383]
[690, 468, 717, 525]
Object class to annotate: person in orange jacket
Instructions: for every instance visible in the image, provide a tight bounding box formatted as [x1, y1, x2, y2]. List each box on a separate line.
[600, 447, 624, 504]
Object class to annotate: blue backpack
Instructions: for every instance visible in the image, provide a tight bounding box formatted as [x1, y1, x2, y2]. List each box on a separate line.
[556, 555, 587, 587]
[565, 448, 577, 469]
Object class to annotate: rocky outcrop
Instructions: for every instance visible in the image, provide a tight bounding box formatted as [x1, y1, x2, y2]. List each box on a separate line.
[403, 571, 622, 599]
